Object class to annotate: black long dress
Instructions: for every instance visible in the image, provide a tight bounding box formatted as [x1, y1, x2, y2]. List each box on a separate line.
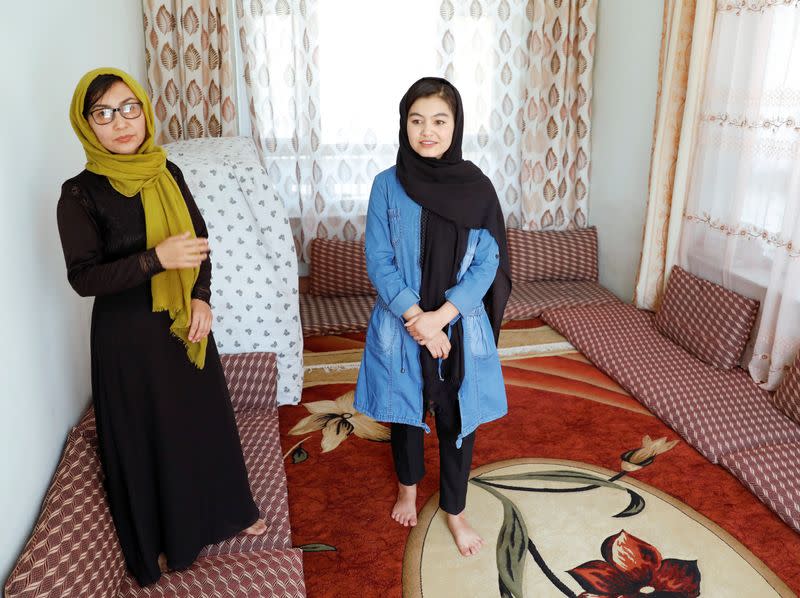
[56, 161, 260, 587]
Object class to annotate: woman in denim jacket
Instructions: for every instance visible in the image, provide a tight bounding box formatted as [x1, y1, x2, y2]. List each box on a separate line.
[354, 78, 511, 556]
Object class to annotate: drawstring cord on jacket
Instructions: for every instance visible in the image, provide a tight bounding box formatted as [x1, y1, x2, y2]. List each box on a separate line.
[437, 322, 452, 381]
[400, 329, 407, 374]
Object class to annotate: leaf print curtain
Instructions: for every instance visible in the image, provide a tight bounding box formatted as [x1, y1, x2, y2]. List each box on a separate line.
[234, 0, 598, 261]
[515, 0, 597, 231]
[143, 0, 238, 144]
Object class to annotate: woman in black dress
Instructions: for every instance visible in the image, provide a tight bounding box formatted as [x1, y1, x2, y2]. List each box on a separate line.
[57, 67, 265, 587]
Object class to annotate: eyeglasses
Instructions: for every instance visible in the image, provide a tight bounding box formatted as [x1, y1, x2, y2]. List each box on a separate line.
[89, 102, 143, 125]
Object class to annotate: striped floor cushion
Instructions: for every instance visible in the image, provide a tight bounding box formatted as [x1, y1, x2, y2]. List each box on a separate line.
[4, 432, 126, 598]
[119, 549, 305, 597]
[719, 442, 800, 534]
[5, 352, 303, 597]
[299, 282, 617, 334]
[309, 238, 375, 297]
[299, 293, 375, 337]
[654, 266, 759, 370]
[219, 352, 279, 413]
[542, 302, 800, 463]
[507, 227, 599, 282]
[503, 280, 619, 320]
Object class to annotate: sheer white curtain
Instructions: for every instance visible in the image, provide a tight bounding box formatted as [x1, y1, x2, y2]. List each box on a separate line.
[233, 0, 596, 261]
[678, 1, 800, 389]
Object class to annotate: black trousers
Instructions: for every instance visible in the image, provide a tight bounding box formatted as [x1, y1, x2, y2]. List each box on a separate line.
[390, 414, 476, 515]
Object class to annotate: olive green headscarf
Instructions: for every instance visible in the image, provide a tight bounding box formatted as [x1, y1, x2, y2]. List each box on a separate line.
[69, 67, 207, 368]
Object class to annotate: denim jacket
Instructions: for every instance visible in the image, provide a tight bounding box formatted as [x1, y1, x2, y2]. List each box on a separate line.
[354, 167, 507, 448]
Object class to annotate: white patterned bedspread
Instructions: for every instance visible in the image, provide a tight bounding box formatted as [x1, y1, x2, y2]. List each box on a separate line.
[164, 137, 302, 406]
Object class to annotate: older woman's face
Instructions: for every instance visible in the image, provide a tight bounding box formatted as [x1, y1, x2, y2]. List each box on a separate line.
[86, 81, 147, 155]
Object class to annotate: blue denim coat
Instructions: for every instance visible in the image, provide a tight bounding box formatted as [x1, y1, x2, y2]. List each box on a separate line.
[354, 167, 507, 448]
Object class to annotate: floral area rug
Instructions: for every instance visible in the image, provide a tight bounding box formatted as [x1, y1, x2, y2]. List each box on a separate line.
[279, 319, 799, 597]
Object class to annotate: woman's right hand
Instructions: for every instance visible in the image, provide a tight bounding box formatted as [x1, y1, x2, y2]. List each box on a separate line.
[155, 232, 209, 270]
[425, 330, 451, 359]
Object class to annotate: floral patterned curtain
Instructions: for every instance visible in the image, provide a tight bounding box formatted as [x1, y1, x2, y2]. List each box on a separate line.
[234, 0, 597, 261]
[143, 0, 238, 144]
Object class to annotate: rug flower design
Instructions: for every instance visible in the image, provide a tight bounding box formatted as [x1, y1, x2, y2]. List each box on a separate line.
[568, 530, 701, 597]
[469, 436, 687, 597]
[288, 391, 390, 453]
[621, 436, 679, 472]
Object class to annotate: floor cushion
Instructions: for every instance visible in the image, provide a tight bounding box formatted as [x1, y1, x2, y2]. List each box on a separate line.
[654, 265, 759, 370]
[720, 442, 800, 534]
[542, 302, 800, 463]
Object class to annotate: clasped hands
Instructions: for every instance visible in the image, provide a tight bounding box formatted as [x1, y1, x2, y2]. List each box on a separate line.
[403, 302, 459, 359]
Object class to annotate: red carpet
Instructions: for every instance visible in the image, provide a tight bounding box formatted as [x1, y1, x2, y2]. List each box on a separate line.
[280, 321, 800, 597]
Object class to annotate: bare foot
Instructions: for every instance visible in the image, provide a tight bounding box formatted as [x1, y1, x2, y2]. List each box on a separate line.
[391, 483, 418, 527]
[243, 518, 267, 536]
[157, 553, 169, 573]
[446, 512, 484, 556]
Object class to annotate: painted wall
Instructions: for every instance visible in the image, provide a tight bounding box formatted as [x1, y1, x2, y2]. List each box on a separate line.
[589, 0, 664, 301]
[0, 3, 145, 589]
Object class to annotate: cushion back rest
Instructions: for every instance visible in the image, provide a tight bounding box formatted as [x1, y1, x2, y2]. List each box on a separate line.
[309, 238, 375, 297]
[4, 431, 125, 598]
[507, 227, 599, 283]
[654, 265, 759, 370]
[220, 352, 279, 413]
[774, 350, 800, 424]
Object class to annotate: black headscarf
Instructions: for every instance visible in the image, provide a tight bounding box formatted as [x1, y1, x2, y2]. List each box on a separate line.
[396, 77, 512, 404]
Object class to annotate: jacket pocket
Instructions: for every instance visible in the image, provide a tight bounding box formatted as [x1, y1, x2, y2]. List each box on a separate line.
[368, 302, 398, 354]
[463, 306, 494, 359]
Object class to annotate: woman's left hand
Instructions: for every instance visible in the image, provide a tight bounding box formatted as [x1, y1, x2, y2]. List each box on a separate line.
[189, 298, 213, 342]
[405, 311, 444, 343]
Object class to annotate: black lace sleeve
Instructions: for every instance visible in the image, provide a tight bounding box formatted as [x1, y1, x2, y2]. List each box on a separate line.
[168, 162, 212, 303]
[57, 180, 165, 298]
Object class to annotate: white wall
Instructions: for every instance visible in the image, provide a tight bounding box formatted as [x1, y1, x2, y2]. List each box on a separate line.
[589, 0, 664, 301]
[0, 3, 145, 590]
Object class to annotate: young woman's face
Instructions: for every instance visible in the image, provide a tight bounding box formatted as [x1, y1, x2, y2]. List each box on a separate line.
[86, 81, 147, 155]
[406, 95, 454, 159]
